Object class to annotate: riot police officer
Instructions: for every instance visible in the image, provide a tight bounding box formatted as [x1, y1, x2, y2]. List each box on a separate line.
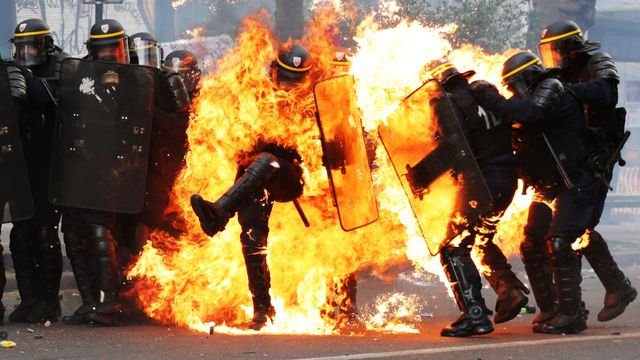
[538, 20, 636, 322]
[472, 51, 596, 334]
[191, 44, 310, 331]
[60, 19, 132, 327]
[0, 59, 29, 324]
[423, 59, 528, 337]
[129, 32, 163, 68]
[7, 18, 67, 323]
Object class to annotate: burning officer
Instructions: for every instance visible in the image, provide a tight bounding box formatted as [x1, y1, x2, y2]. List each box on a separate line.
[424, 59, 529, 337]
[7, 18, 67, 323]
[538, 20, 636, 322]
[471, 51, 596, 334]
[190, 44, 310, 330]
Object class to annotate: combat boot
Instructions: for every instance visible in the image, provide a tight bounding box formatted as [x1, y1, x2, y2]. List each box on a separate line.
[520, 236, 557, 333]
[541, 237, 586, 334]
[63, 229, 98, 325]
[25, 227, 63, 323]
[244, 252, 275, 331]
[191, 153, 280, 237]
[85, 225, 122, 327]
[485, 270, 529, 324]
[8, 225, 38, 323]
[583, 231, 637, 321]
[440, 251, 494, 337]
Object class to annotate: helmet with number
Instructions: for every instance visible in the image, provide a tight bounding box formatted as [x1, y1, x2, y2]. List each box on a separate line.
[162, 50, 201, 95]
[425, 57, 475, 85]
[271, 44, 312, 88]
[10, 18, 55, 67]
[501, 51, 544, 97]
[538, 20, 600, 69]
[129, 32, 162, 68]
[86, 19, 129, 64]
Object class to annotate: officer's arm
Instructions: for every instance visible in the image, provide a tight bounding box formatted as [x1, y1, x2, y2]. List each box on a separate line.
[469, 80, 546, 126]
[566, 52, 619, 107]
[156, 70, 191, 113]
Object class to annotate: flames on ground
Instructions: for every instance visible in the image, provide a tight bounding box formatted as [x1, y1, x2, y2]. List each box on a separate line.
[128, 6, 530, 334]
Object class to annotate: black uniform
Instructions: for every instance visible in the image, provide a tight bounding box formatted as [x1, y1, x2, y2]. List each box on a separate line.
[560, 51, 638, 322]
[436, 72, 528, 337]
[1, 60, 30, 324]
[478, 70, 596, 334]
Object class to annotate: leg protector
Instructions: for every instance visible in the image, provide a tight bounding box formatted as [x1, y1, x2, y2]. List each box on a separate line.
[583, 230, 637, 322]
[8, 222, 37, 322]
[191, 152, 280, 236]
[85, 225, 121, 326]
[238, 197, 275, 330]
[62, 228, 97, 325]
[25, 226, 62, 323]
[542, 237, 586, 334]
[440, 248, 493, 337]
[0, 243, 5, 325]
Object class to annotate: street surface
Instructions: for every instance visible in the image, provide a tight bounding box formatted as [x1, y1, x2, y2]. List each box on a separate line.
[1, 223, 639, 360]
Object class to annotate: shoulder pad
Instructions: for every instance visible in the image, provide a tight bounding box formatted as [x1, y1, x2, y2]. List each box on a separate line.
[532, 78, 564, 112]
[588, 52, 619, 82]
[6, 65, 27, 100]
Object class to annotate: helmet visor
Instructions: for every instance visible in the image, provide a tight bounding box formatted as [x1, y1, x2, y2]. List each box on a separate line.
[538, 42, 563, 69]
[91, 37, 129, 64]
[11, 37, 47, 66]
[163, 58, 201, 92]
[132, 39, 161, 68]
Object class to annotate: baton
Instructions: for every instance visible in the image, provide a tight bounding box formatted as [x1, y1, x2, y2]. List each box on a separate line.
[542, 132, 574, 191]
[293, 199, 310, 227]
[40, 79, 58, 107]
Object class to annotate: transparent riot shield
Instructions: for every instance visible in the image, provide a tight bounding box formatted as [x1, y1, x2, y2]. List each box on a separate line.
[49, 58, 157, 213]
[314, 75, 378, 231]
[378, 79, 493, 255]
[0, 61, 34, 222]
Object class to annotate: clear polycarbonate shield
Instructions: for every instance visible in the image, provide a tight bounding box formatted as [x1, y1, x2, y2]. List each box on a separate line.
[49, 58, 157, 213]
[314, 75, 378, 231]
[378, 79, 493, 255]
[0, 61, 34, 222]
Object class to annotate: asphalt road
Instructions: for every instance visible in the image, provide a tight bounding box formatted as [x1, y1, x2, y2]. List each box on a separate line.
[1, 223, 639, 360]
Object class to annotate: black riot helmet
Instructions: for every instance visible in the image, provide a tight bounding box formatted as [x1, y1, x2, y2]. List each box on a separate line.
[425, 57, 475, 85]
[130, 32, 162, 68]
[162, 50, 201, 94]
[10, 19, 54, 67]
[538, 20, 600, 69]
[271, 44, 312, 88]
[86, 19, 129, 64]
[501, 51, 545, 97]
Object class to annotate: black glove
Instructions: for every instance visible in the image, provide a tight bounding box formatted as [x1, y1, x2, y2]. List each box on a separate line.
[157, 70, 190, 113]
[469, 80, 502, 111]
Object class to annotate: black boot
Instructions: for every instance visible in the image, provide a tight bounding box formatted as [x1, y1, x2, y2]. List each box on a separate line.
[0, 243, 5, 325]
[8, 224, 37, 323]
[520, 235, 557, 333]
[62, 229, 97, 325]
[480, 241, 529, 324]
[191, 153, 280, 236]
[85, 225, 122, 327]
[582, 230, 637, 322]
[25, 227, 63, 323]
[440, 251, 493, 337]
[244, 253, 275, 331]
[541, 237, 586, 334]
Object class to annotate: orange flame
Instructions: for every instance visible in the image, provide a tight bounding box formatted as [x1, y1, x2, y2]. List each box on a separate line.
[130, 7, 530, 334]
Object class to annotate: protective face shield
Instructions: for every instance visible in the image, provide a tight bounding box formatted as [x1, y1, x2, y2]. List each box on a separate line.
[162, 51, 201, 94]
[91, 38, 129, 64]
[11, 36, 49, 66]
[502, 51, 544, 96]
[537, 40, 568, 69]
[131, 37, 162, 68]
[426, 58, 475, 85]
